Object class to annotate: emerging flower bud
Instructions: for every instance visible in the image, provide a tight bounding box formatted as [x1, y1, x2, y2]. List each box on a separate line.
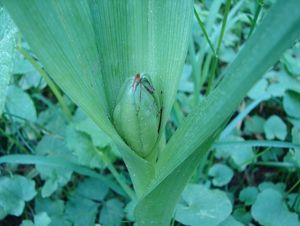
[113, 73, 160, 158]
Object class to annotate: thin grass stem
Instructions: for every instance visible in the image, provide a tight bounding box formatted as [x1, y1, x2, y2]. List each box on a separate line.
[214, 140, 300, 150]
[194, 8, 216, 55]
[248, 1, 264, 38]
[206, 0, 231, 94]
[287, 179, 300, 194]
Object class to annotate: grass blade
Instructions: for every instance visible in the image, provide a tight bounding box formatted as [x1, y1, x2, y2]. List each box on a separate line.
[214, 140, 300, 150]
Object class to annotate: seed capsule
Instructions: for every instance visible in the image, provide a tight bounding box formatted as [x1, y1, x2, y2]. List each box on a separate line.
[113, 73, 160, 158]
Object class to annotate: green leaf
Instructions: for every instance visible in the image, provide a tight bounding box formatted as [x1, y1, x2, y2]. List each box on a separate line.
[35, 196, 65, 217]
[244, 115, 265, 134]
[232, 208, 252, 226]
[20, 220, 35, 226]
[258, 182, 286, 194]
[216, 136, 254, 171]
[264, 115, 287, 140]
[0, 175, 36, 219]
[285, 127, 300, 167]
[88, 0, 193, 133]
[0, 6, 16, 116]
[247, 78, 269, 100]
[136, 1, 300, 224]
[284, 149, 300, 168]
[178, 64, 193, 93]
[75, 178, 109, 201]
[75, 117, 112, 149]
[13, 52, 46, 90]
[218, 216, 245, 226]
[251, 189, 300, 226]
[282, 46, 300, 76]
[66, 125, 105, 169]
[283, 90, 300, 119]
[208, 163, 234, 186]
[35, 197, 71, 226]
[99, 199, 125, 226]
[278, 72, 300, 94]
[4, 85, 37, 123]
[37, 106, 68, 135]
[1, 0, 148, 195]
[239, 186, 258, 206]
[0, 154, 125, 196]
[34, 212, 51, 226]
[2, 0, 193, 195]
[175, 184, 232, 226]
[36, 135, 75, 198]
[36, 135, 73, 197]
[74, 114, 120, 157]
[65, 195, 99, 226]
[288, 193, 300, 215]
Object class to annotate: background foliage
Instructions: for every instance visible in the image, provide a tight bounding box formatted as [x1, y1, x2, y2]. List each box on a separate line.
[1, 0, 300, 225]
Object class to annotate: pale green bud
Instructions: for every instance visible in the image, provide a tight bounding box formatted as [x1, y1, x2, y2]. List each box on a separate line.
[113, 73, 160, 158]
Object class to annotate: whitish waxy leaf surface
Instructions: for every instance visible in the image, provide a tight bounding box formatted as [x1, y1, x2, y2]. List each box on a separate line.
[0, 7, 16, 116]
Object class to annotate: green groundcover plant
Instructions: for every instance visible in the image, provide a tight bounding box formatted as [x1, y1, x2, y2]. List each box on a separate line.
[0, 0, 300, 225]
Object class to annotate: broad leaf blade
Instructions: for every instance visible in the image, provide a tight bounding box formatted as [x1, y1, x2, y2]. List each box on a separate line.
[88, 0, 194, 194]
[135, 1, 300, 225]
[89, 0, 194, 130]
[0, 6, 16, 116]
[2, 0, 111, 133]
[2, 0, 153, 195]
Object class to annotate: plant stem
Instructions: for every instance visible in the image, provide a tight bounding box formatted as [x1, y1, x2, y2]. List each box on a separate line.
[189, 39, 200, 105]
[248, 1, 264, 38]
[0, 127, 27, 153]
[255, 161, 295, 169]
[98, 149, 136, 200]
[16, 41, 72, 121]
[216, 0, 231, 55]
[4, 107, 35, 153]
[194, 8, 216, 55]
[207, 0, 231, 94]
[214, 140, 300, 150]
[287, 178, 300, 194]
